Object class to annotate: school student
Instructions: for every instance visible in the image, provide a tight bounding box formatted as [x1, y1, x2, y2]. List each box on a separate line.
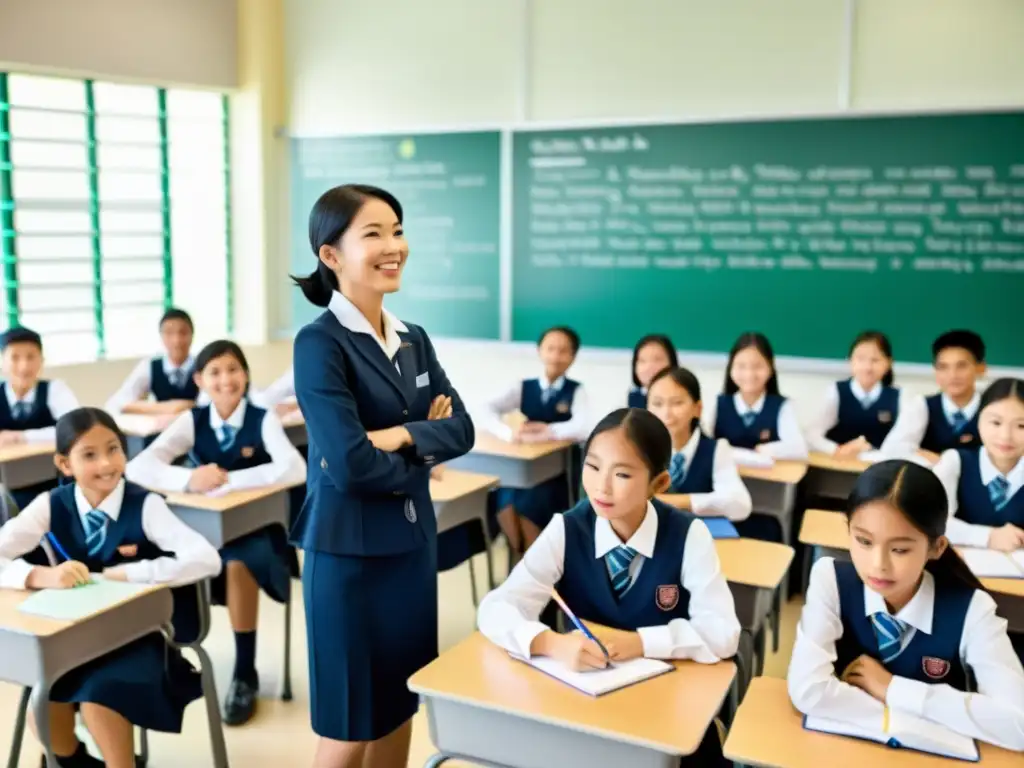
[703, 332, 808, 465]
[479, 325, 591, 557]
[105, 308, 200, 418]
[933, 378, 1024, 553]
[478, 408, 740, 767]
[807, 331, 911, 460]
[788, 460, 1024, 752]
[628, 333, 678, 409]
[646, 366, 752, 523]
[126, 340, 306, 727]
[882, 330, 987, 463]
[0, 408, 221, 768]
[0, 327, 80, 509]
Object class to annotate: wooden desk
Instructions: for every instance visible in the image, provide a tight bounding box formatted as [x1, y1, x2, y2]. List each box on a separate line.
[0, 441, 56, 491]
[409, 632, 736, 768]
[0, 585, 172, 768]
[431, 469, 500, 598]
[800, 508, 1024, 632]
[804, 451, 870, 502]
[115, 413, 165, 459]
[724, 677, 1020, 767]
[448, 432, 574, 490]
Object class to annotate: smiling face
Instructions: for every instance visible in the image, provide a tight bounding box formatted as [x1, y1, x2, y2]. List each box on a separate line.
[56, 424, 126, 499]
[160, 318, 193, 366]
[647, 375, 701, 445]
[848, 499, 945, 610]
[850, 340, 891, 392]
[321, 197, 408, 299]
[635, 341, 672, 390]
[730, 345, 773, 400]
[582, 427, 668, 524]
[195, 353, 248, 415]
[538, 330, 576, 382]
[979, 395, 1024, 466]
[935, 347, 985, 402]
[2, 341, 43, 396]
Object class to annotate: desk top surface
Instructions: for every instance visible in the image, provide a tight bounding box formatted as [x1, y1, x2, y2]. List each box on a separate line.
[408, 631, 735, 756]
[799, 509, 1024, 598]
[724, 677, 1019, 767]
[0, 584, 165, 637]
[163, 482, 298, 511]
[0, 441, 56, 463]
[430, 469, 499, 502]
[715, 538, 795, 590]
[808, 452, 871, 474]
[738, 460, 809, 484]
[472, 432, 575, 460]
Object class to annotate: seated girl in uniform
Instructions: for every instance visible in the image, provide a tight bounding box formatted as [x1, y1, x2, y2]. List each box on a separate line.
[478, 408, 740, 767]
[0, 407, 221, 768]
[127, 340, 306, 727]
[627, 334, 677, 409]
[789, 460, 1024, 751]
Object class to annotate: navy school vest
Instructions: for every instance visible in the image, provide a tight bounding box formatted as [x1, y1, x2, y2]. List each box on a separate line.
[190, 403, 272, 471]
[825, 380, 900, 449]
[556, 498, 693, 631]
[627, 387, 647, 409]
[668, 433, 716, 494]
[921, 394, 979, 453]
[713, 393, 784, 450]
[956, 448, 1024, 528]
[834, 560, 971, 690]
[0, 381, 55, 431]
[150, 359, 199, 402]
[521, 378, 579, 425]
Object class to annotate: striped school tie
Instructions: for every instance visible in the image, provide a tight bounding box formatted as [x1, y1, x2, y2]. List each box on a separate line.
[871, 612, 908, 663]
[541, 386, 555, 405]
[605, 544, 638, 600]
[219, 425, 237, 450]
[669, 453, 687, 490]
[989, 476, 1010, 512]
[950, 410, 968, 434]
[741, 411, 757, 428]
[168, 368, 184, 387]
[860, 394, 877, 409]
[10, 401, 29, 421]
[83, 509, 109, 557]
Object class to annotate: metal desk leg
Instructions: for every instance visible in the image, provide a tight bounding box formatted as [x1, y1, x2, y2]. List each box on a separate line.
[468, 559, 480, 607]
[282, 583, 293, 702]
[478, 509, 495, 591]
[6, 687, 30, 768]
[31, 683, 56, 768]
[194, 643, 230, 768]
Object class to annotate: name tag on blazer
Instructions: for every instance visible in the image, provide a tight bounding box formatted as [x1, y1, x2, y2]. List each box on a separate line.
[415, 372, 430, 388]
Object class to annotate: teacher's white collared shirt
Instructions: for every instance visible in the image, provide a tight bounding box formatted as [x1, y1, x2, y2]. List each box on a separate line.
[788, 557, 1024, 751]
[476, 501, 740, 663]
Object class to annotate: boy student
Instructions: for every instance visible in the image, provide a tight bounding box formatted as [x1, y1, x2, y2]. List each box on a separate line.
[105, 308, 201, 421]
[0, 327, 80, 507]
[882, 330, 986, 463]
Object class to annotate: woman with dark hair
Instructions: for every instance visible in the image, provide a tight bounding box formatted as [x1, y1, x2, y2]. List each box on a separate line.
[290, 184, 475, 767]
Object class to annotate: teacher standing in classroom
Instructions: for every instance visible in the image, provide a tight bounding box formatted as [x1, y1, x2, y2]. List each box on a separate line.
[290, 184, 475, 768]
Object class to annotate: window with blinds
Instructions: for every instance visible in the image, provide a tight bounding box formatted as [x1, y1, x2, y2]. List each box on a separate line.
[0, 73, 232, 364]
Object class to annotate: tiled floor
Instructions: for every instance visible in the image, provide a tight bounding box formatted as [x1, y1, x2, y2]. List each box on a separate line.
[0, 548, 800, 766]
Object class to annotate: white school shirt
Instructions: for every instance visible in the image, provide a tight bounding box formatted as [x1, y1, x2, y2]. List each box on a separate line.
[880, 391, 982, 459]
[788, 557, 1024, 751]
[701, 392, 808, 465]
[0, 479, 222, 589]
[253, 367, 296, 408]
[476, 501, 741, 662]
[2, 379, 79, 443]
[104, 355, 201, 415]
[932, 449, 1024, 548]
[805, 380, 915, 461]
[125, 399, 307, 493]
[671, 429, 753, 522]
[478, 373, 592, 443]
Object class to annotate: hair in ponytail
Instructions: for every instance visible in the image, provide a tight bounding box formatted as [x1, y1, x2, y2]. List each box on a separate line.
[846, 459, 984, 592]
[290, 184, 404, 308]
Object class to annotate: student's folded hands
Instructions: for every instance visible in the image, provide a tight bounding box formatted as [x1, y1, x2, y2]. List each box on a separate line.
[0, 430, 26, 447]
[841, 654, 893, 702]
[188, 464, 229, 493]
[835, 436, 871, 458]
[514, 421, 553, 443]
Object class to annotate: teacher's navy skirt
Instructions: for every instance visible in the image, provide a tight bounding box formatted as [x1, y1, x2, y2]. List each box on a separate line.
[303, 543, 438, 741]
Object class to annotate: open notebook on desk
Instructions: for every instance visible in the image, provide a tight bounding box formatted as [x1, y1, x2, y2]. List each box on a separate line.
[17, 578, 154, 621]
[511, 654, 673, 697]
[959, 548, 1024, 579]
[804, 710, 979, 762]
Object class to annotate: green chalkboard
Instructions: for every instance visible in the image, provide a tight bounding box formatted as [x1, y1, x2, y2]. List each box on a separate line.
[291, 131, 501, 339]
[512, 113, 1024, 365]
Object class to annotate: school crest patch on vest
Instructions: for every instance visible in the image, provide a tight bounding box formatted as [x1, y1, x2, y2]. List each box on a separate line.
[759, 429, 771, 442]
[878, 410, 892, 424]
[555, 400, 570, 414]
[117, 544, 138, 557]
[656, 584, 680, 611]
[922, 656, 951, 680]
[959, 433, 974, 444]
[241, 446, 255, 458]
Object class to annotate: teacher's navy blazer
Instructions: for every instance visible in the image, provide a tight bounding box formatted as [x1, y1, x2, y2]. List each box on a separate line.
[291, 309, 475, 557]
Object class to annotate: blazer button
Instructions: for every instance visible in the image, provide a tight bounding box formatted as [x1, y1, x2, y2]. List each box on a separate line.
[320, 458, 327, 470]
[404, 499, 417, 523]
[424, 455, 435, 464]
[402, 410, 408, 416]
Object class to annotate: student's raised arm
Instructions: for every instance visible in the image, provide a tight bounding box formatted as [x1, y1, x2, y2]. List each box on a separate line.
[125, 411, 197, 491]
[22, 380, 79, 444]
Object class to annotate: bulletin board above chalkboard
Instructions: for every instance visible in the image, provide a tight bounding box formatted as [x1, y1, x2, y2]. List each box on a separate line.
[511, 112, 1024, 366]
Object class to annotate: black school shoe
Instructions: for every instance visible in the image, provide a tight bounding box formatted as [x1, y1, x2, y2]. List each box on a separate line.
[223, 675, 259, 726]
[41, 741, 104, 767]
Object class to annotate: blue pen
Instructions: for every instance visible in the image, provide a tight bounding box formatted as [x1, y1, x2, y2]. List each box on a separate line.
[45, 532, 72, 563]
[551, 589, 611, 662]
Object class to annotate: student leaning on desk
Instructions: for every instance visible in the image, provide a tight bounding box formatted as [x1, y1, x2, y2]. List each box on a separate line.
[0, 408, 221, 768]
[788, 460, 1024, 752]
[478, 408, 739, 767]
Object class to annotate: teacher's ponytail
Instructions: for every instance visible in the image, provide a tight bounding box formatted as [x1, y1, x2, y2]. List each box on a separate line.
[290, 184, 405, 309]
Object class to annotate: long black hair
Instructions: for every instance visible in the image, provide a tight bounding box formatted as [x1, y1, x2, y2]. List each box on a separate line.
[291, 184, 404, 307]
[648, 366, 702, 433]
[631, 334, 678, 388]
[979, 377, 1024, 414]
[584, 408, 672, 478]
[847, 460, 984, 591]
[194, 340, 250, 375]
[850, 330, 895, 387]
[723, 332, 780, 396]
[56, 407, 128, 456]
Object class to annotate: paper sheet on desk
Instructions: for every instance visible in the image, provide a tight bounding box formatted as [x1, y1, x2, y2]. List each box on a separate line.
[804, 710, 978, 761]
[203, 485, 232, 498]
[730, 449, 775, 468]
[17, 578, 153, 621]
[511, 653, 673, 696]
[959, 548, 1024, 578]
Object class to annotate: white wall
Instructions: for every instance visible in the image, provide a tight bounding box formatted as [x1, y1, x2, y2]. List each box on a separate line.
[281, 0, 1024, 426]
